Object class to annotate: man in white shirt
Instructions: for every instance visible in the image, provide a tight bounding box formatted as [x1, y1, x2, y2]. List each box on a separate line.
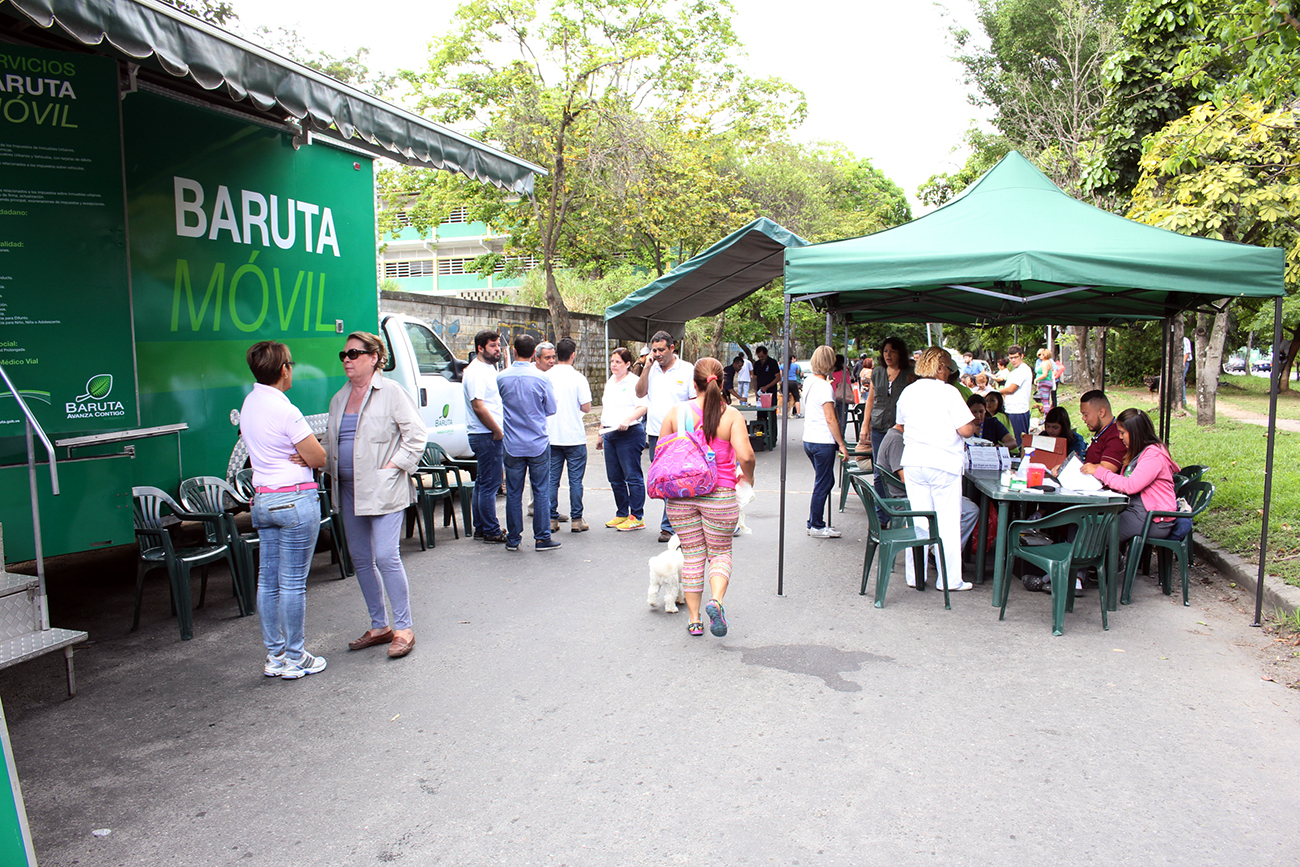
[735, 353, 752, 402]
[463, 330, 506, 543]
[546, 338, 593, 533]
[636, 330, 696, 541]
[998, 344, 1034, 443]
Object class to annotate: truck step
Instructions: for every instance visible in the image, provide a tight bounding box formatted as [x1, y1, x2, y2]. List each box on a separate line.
[0, 571, 38, 599]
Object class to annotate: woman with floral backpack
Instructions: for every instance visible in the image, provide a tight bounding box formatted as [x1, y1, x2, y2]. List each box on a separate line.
[656, 357, 756, 638]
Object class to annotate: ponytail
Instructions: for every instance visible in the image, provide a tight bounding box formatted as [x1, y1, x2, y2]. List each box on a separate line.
[693, 357, 725, 440]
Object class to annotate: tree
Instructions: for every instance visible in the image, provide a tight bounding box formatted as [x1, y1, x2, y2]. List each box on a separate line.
[161, 0, 236, 26]
[1127, 97, 1300, 421]
[1173, 0, 1300, 105]
[400, 0, 803, 339]
[252, 29, 397, 97]
[917, 128, 1011, 208]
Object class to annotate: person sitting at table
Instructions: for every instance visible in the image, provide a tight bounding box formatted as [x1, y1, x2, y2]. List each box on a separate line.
[966, 393, 1016, 449]
[982, 390, 1014, 448]
[973, 372, 993, 395]
[1042, 406, 1087, 463]
[1078, 390, 1125, 473]
[1080, 407, 1180, 550]
[895, 347, 977, 592]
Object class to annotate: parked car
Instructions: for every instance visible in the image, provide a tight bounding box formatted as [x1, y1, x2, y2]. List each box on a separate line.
[1253, 360, 1272, 372]
[1224, 357, 1248, 374]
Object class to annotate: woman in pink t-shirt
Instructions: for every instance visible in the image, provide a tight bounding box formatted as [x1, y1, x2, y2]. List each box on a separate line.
[1082, 408, 1180, 546]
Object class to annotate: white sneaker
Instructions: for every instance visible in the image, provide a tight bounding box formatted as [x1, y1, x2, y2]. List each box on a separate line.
[263, 653, 286, 677]
[280, 651, 327, 679]
[807, 526, 842, 538]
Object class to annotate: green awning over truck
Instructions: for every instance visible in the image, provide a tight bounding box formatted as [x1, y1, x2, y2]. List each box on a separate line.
[2, 0, 545, 193]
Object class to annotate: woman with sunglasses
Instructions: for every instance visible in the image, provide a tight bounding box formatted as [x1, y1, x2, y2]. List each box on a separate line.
[325, 332, 427, 659]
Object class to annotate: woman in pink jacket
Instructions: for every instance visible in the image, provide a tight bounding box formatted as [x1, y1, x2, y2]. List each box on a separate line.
[1080, 408, 1180, 546]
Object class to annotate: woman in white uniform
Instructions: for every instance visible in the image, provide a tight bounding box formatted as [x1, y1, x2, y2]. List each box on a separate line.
[895, 347, 978, 592]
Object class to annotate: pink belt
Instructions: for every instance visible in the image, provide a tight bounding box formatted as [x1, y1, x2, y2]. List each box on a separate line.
[254, 482, 319, 494]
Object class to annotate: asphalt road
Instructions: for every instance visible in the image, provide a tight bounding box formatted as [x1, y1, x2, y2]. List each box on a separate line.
[3, 418, 1298, 867]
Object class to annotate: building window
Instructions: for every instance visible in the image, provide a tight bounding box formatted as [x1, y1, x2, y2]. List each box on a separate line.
[391, 210, 413, 227]
[441, 207, 469, 224]
[383, 259, 435, 278]
[437, 258, 469, 276]
[492, 255, 538, 274]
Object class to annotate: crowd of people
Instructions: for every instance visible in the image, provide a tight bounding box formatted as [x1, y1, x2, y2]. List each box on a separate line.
[237, 328, 1178, 674]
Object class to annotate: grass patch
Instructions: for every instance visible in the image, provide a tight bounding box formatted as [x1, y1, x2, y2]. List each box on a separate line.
[1164, 415, 1300, 586]
[1214, 374, 1300, 422]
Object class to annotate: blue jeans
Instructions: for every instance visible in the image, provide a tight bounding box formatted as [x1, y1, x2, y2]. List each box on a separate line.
[468, 432, 504, 536]
[549, 444, 587, 520]
[647, 435, 672, 533]
[506, 449, 551, 545]
[1008, 411, 1031, 444]
[251, 489, 321, 658]
[804, 441, 838, 529]
[341, 482, 412, 631]
[603, 425, 646, 519]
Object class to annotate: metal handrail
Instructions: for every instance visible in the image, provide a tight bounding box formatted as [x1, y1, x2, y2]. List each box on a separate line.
[0, 365, 59, 495]
[0, 364, 59, 630]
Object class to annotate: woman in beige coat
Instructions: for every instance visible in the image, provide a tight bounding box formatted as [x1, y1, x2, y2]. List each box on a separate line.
[326, 331, 427, 658]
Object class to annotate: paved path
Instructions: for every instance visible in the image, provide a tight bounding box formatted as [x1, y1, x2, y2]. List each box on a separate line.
[1216, 400, 1300, 433]
[3, 419, 1299, 867]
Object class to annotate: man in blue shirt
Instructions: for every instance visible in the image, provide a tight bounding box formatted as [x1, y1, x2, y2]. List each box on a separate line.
[498, 334, 560, 551]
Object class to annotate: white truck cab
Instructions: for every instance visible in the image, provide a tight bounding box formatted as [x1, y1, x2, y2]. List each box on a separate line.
[381, 313, 473, 459]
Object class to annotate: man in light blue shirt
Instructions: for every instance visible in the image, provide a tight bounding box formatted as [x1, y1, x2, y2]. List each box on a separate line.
[497, 334, 559, 551]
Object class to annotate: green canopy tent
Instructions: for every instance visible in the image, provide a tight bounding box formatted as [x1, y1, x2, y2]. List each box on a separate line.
[777, 152, 1286, 624]
[604, 218, 808, 346]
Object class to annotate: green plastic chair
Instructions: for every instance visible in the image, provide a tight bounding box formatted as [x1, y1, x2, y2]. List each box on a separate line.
[179, 476, 258, 614]
[837, 440, 869, 512]
[848, 474, 951, 610]
[999, 502, 1127, 636]
[1122, 480, 1214, 607]
[235, 468, 353, 579]
[412, 443, 464, 549]
[131, 486, 244, 640]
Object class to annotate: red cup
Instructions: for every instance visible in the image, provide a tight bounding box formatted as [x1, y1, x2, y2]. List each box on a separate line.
[1026, 465, 1045, 486]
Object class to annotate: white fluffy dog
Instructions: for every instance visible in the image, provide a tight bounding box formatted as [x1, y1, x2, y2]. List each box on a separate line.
[647, 534, 686, 612]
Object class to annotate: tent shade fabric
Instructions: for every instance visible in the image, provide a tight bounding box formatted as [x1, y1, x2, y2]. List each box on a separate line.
[783, 152, 1285, 326]
[3, 0, 545, 194]
[605, 218, 808, 343]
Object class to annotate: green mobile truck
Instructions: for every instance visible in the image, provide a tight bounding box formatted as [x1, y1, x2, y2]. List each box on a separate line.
[0, 3, 541, 565]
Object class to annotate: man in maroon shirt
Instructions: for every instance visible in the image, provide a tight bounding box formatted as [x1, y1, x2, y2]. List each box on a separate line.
[1078, 390, 1124, 473]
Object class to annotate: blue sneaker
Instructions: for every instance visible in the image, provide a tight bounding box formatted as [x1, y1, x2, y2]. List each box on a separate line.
[535, 538, 562, 552]
[704, 599, 727, 637]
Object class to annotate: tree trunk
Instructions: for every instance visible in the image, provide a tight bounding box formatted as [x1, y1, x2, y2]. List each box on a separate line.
[1281, 325, 1300, 392]
[1195, 303, 1231, 426]
[542, 263, 570, 340]
[540, 115, 574, 340]
[709, 312, 726, 360]
[1071, 325, 1096, 390]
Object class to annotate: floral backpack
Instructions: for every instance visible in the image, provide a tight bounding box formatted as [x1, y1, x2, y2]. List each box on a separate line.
[647, 404, 718, 500]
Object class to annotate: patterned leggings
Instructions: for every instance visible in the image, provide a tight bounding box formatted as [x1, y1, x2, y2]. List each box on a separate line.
[666, 488, 739, 593]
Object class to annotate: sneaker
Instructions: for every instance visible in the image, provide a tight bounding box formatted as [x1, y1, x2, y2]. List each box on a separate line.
[557, 514, 569, 522]
[551, 519, 560, 532]
[619, 518, 646, 532]
[482, 532, 507, 544]
[606, 516, 629, 528]
[807, 526, 842, 538]
[571, 518, 589, 532]
[658, 529, 673, 543]
[704, 599, 728, 637]
[280, 651, 326, 679]
[505, 541, 520, 551]
[473, 529, 485, 541]
[535, 538, 562, 552]
[263, 653, 286, 677]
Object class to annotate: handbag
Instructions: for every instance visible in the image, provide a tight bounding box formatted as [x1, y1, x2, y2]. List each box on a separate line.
[647, 405, 718, 500]
[1169, 496, 1194, 541]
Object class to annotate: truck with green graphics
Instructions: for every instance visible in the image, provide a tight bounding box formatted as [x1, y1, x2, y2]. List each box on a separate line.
[0, 2, 541, 565]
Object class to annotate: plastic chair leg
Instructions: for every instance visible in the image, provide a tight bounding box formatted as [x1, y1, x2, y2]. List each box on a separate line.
[933, 541, 951, 610]
[173, 563, 195, 641]
[860, 540, 878, 596]
[874, 544, 899, 609]
[1049, 564, 1071, 636]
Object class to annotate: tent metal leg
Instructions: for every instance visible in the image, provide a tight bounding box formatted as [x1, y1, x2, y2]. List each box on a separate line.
[1253, 295, 1284, 627]
[778, 299, 792, 596]
[1158, 319, 1170, 440]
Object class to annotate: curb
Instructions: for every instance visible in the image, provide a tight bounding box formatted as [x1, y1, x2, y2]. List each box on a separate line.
[1194, 536, 1300, 619]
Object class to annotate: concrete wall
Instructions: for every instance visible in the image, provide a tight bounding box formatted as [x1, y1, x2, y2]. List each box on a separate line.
[379, 290, 609, 398]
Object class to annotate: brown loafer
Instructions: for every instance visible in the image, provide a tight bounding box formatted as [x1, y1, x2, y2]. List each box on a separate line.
[348, 628, 394, 651]
[387, 633, 415, 658]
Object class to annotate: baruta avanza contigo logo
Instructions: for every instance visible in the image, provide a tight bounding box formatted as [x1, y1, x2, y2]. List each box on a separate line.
[66, 374, 126, 419]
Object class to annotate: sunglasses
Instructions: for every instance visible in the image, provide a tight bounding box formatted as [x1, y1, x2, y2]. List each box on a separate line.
[339, 348, 374, 361]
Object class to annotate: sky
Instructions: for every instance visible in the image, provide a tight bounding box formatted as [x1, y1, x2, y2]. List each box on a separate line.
[227, 0, 991, 210]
